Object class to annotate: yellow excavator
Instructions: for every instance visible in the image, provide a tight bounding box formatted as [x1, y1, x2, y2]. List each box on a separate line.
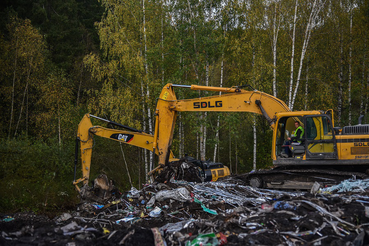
[153, 83, 369, 189]
[73, 114, 230, 192]
[75, 83, 369, 190]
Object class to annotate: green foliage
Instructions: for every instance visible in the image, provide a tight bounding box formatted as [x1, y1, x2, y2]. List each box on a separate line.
[0, 138, 79, 213]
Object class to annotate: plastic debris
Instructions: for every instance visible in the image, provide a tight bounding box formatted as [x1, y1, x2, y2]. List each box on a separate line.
[155, 187, 191, 202]
[116, 215, 137, 224]
[194, 198, 218, 215]
[321, 178, 369, 193]
[2, 216, 14, 222]
[2, 176, 369, 245]
[273, 201, 296, 210]
[185, 233, 219, 246]
[92, 204, 104, 209]
[149, 206, 162, 217]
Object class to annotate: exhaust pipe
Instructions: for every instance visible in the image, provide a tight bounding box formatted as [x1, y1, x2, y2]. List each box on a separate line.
[358, 115, 364, 125]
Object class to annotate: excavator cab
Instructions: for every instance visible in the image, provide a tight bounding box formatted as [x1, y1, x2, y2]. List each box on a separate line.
[274, 113, 337, 164]
[303, 114, 337, 160]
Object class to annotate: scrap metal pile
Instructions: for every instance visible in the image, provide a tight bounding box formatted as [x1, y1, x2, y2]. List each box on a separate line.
[2, 160, 369, 245]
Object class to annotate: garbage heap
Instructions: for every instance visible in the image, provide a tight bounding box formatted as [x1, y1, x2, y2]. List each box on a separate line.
[2, 161, 369, 245]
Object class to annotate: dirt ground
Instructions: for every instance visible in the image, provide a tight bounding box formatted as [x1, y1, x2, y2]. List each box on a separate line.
[2, 159, 369, 245]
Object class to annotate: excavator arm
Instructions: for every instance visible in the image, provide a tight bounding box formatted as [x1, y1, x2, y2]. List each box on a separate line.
[73, 114, 175, 191]
[155, 83, 291, 165]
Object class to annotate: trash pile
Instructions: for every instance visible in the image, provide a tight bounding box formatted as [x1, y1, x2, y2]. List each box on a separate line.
[2, 161, 369, 245]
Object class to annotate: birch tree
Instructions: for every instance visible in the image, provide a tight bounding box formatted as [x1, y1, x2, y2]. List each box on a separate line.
[289, 0, 325, 110]
[4, 17, 47, 139]
[288, 0, 298, 109]
[348, 3, 353, 125]
[266, 0, 282, 97]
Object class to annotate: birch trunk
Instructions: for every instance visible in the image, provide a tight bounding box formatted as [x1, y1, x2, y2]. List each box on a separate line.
[141, 2, 148, 179]
[14, 57, 33, 137]
[161, 1, 165, 83]
[180, 41, 185, 157]
[9, 37, 18, 139]
[213, 58, 224, 162]
[179, 113, 183, 157]
[58, 103, 61, 146]
[143, 0, 153, 172]
[361, 37, 366, 115]
[348, 6, 352, 125]
[229, 125, 232, 173]
[196, 132, 199, 160]
[200, 61, 210, 161]
[235, 141, 238, 175]
[272, 2, 280, 97]
[187, 0, 203, 161]
[76, 63, 83, 106]
[252, 44, 257, 171]
[305, 57, 309, 110]
[288, 0, 298, 109]
[364, 73, 369, 115]
[141, 83, 148, 178]
[338, 22, 344, 126]
[291, 0, 323, 110]
[200, 118, 205, 161]
[26, 83, 28, 136]
[253, 116, 257, 171]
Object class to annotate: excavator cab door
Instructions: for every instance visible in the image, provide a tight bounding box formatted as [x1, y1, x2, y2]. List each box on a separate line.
[304, 115, 338, 160]
[325, 109, 335, 127]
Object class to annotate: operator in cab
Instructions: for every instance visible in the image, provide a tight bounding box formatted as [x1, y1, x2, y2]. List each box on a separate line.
[282, 121, 304, 157]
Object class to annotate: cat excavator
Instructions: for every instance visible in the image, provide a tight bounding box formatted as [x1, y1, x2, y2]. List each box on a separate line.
[73, 114, 230, 192]
[152, 83, 369, 189]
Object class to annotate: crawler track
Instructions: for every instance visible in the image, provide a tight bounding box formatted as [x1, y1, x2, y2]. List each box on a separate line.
[242, 167, 369, 190]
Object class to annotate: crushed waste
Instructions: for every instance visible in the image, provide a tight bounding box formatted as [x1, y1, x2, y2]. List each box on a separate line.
[2, 159, 369, 245]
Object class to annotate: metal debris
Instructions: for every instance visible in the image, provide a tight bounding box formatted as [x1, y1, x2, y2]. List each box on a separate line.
[2, 174, 369, 245]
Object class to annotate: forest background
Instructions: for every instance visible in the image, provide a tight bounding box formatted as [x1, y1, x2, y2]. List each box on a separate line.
[0, 0, 368, 213]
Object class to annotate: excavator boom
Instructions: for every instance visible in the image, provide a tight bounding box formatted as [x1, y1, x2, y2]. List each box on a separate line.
[156, 83, 290, 165]
[73, 114, 175, 190]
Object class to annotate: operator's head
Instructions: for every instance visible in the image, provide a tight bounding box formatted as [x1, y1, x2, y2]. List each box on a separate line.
[295, 121, 300, 127]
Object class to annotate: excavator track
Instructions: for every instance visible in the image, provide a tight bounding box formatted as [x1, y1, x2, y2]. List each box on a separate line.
[242, 167, 369, 190]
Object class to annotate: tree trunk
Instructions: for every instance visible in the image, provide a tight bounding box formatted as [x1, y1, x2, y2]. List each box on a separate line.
[361, 36, 366, 116]
[200, 60, 210, 161]
[143, 0, 154, 173]
[291, 0, 323, 110]
[196, 132, 199, 160]
[338, 27, 343, 126]
[288, 0, 298, 109]
[348, 6, 353, 125]
[76, 63, 83, 107]
[272, 2, 280, 97]
[9, 37, 18, 140]
[26, 82, 28, 136]
[14, 57, 33, 137]
[305, 57, 309, 110]
[253, 115, 257, 171]
[252, 44, 257, 171]
[365, 72, 369, 119]
[161, 1, 165, 83]
[58, 103, 61, 146]
[141, 82, 148, 178]
[179, 113, 183, 157]
[214, 58, 224, 162]
[229, 124, 232, 173]
[235, 141, 238, 175]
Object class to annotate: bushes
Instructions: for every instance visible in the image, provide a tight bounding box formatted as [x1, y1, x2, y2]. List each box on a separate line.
[0, 138, 79, 213]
